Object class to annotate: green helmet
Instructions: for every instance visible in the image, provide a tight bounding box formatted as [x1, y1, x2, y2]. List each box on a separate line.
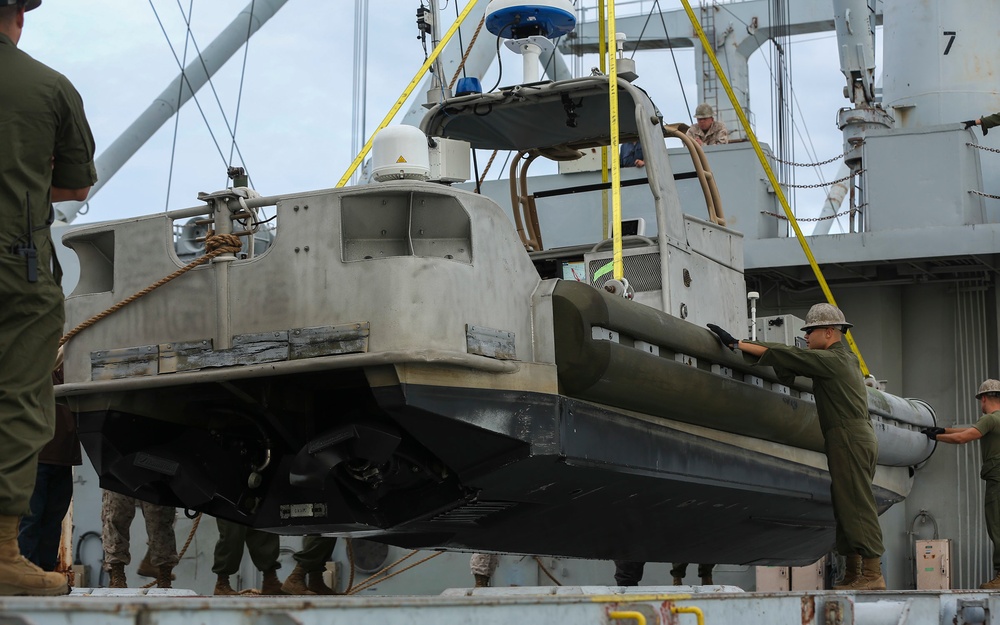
[1, 0, 40, 10]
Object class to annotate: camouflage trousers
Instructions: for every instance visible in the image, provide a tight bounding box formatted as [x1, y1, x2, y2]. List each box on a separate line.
[469, 553, 499, 577]
[101, 490, 178, 568]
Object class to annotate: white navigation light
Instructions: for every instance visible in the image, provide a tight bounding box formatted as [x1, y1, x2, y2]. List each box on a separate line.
[371, 125, 430, 183]
[485, 0, 576, 39]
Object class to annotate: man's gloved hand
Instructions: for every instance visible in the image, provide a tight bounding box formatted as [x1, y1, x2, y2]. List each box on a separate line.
[707, 324, 739, 350]
[921, 426, 946, 440]
[963, 119, 978, 129]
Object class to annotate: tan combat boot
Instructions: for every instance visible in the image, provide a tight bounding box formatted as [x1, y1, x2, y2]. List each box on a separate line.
[138, 552, 176, 580]
[155, 565, 173, 589]
[307, 571, 336, 595]
[842, 557, 886, 591]
[260, 569, 284, 595]
[214, 574, 237, 595]
[672, 576, 683, 585]
[280, 564, 314, 595]
[980, 572, 1000, 590]
[108, 562, 127, 589]
[474, 574, 490, 587]
[833, 554, 862, 590]
[0, 516, 68, 596]
[700, 575, 714, 585]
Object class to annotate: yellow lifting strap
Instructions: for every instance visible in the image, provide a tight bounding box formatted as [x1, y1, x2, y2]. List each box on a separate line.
[678, 0, 870, 377]
[598, 0, 610, 240]
[603, 0, 624, 281]
[336, 0, 478, 188]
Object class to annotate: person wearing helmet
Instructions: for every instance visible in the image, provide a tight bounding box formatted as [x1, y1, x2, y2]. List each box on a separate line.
[0, 0, 96, 596]
[920, 380, 1000, 589]
[707, 303, 886, 590]
[686, 103, 729, 146]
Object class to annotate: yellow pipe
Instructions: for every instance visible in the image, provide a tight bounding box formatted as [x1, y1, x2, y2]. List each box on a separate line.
[677, 0, 870, 376]
[336, 0, 478, 188]
[671, 605, 706, 625]
[606, 0, 623, 280]
[609, 611, 647, 625]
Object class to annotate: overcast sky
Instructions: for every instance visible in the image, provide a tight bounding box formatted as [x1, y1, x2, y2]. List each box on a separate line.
[21, 0, 857, 230]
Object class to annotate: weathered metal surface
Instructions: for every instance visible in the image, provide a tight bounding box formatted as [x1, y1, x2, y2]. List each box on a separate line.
[91, 345, 158, 380]
[93, 325, 370, 380]
[1, 588, 998, 625]
[288, 323, 369, 360]
[465, 325, 516, 360]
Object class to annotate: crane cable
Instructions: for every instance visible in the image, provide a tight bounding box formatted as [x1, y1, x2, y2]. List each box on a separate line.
[677, 0, 870, 376]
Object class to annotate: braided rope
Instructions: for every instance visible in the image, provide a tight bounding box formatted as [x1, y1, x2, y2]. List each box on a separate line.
[59, 233, 243, 347]
[347, 550, 443, 594]
[345, 538, 356, 593]
[477, 150, 499, 187]
[449, 15, 487, 90]
[533, 556, 564, 586]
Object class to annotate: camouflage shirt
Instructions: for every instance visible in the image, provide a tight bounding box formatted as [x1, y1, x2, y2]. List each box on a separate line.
[686, 120, 729, 146]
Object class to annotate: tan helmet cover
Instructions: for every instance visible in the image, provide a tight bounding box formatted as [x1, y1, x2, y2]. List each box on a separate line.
[976, 379, 1000, 398]
[800, 303, 853, 331]
[694, 103, 714, 119]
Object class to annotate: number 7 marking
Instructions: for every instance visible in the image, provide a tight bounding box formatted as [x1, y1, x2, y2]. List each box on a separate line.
[943, 31, 956, 55]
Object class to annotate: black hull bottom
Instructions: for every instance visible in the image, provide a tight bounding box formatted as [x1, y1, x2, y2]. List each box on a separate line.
[78, 381, 904, 566]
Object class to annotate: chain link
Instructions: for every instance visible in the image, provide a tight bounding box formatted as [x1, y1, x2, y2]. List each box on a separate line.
[970, 190, 1000, 200]
[770, 149, 854, 167]
[967, 142, 1000, 155]
[781, 170, 863, 189]
[761, 204, 868, 222]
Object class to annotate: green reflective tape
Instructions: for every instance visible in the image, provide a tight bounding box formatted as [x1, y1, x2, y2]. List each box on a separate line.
[594, 261, 614, 280]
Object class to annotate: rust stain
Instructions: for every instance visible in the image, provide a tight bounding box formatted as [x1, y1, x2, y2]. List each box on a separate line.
[801, 595, 816, 625]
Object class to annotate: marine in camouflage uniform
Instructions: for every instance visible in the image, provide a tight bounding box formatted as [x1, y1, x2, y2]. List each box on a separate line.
[470, 553, 499, 587]
[922, 379, 1000, 589]
[0, 0, 96, 597]
[101, 490, 178, 588]
[685, 103, 729, 146]
[709, 303, 886, 590]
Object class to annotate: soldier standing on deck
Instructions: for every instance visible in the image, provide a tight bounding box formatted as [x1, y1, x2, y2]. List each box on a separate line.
[102, 491, 178, 589]
[0, 0, 97, 596]
[708, 303, 886, 590]
[921, 379, 1000, 590]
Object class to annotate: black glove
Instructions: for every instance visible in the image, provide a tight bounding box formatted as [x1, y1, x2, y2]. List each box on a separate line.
[921, 427, 946, 440]
[707, 324, 739, 350]
[963, 119, 977, 129]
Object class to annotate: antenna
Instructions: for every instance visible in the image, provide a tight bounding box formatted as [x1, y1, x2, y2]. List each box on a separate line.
[748, 291, 759, 341]
[485, 0, 576, 84]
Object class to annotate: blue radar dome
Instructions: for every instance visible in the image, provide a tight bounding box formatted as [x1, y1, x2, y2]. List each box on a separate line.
[485, 0, 577, 40]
